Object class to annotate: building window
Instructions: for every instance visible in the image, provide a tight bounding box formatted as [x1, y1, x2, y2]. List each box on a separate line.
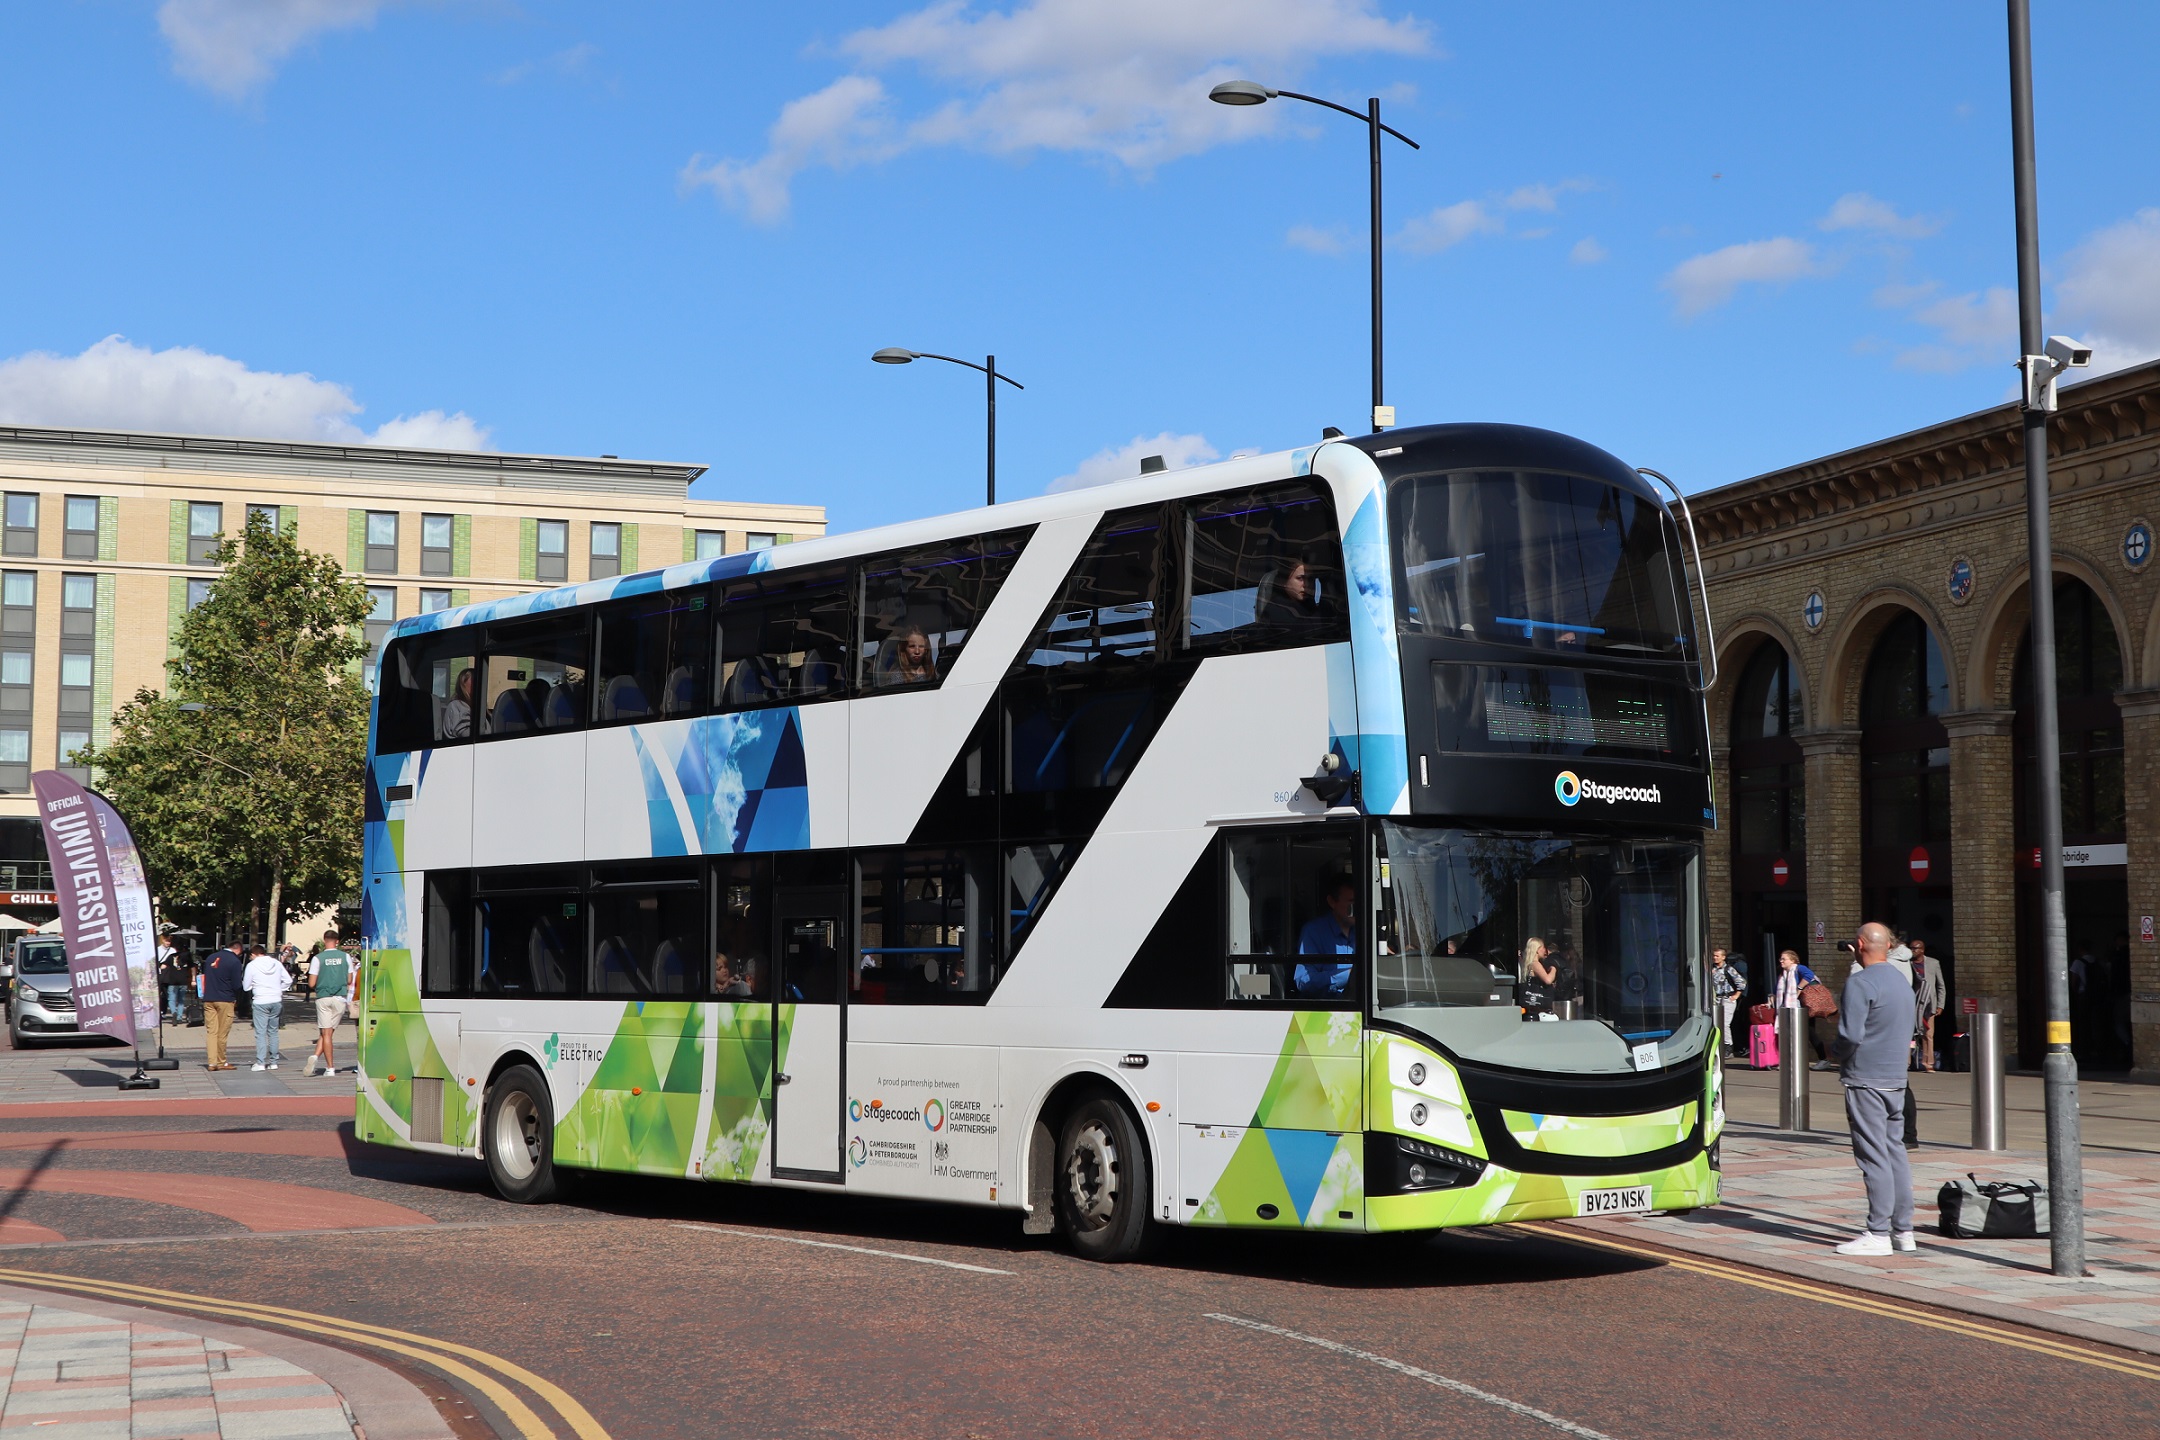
[421, 514, 453, 575]
[2014, 578, 2126, 843]
[3, 495, 36, 557]
[1731, 643, 1805, 860]
[364, 586, 397, 687]
[745, 532, 776, 551]
[0, 647, 29, 717]
[186, 578, 214, 611]
[58, 728, 90, 785]
[1, 572, 32, 636]
[188, 502, 222, 564]
[536, 520, 568, 582]
[64, 496, 99, 559]
[0, 728, 26, 794]
[695, 530, 726, 561]
[590, 522, 621, 580]
[365, 512, 398, 573]
[60, 574, 95, 639]
[420, 588, 452, 614]
[1861, 611, 1951, 851]
[246, 502, 280, 534]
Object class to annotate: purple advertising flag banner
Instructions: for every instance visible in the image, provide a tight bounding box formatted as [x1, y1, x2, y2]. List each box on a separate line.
[88, 793, 159, 1038]
[29, 771, 136, 1045]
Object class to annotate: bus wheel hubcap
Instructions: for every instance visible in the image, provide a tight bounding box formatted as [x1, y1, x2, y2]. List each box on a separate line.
[1065, 1121, 1118, 1229]
[496, 1093, 540, 1180]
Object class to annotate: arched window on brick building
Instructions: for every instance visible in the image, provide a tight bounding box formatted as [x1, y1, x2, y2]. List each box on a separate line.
[1860, 611, 1953, 974]
[2013, 577, 2128, 1070]
[1729, 643, 1806, 1000]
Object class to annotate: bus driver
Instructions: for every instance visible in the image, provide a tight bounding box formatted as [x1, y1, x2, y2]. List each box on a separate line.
[1294, 877, 1358, 997]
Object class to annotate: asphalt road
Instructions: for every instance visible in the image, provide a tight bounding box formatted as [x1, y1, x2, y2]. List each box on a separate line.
[5, 1036, 2158, 1439]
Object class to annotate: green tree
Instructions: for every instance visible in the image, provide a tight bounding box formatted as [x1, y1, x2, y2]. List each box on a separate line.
[83, 510, 373, 941]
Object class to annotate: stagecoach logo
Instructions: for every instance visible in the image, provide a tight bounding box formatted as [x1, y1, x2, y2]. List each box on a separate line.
[924, 1098, 946, 1132]
[1555, 770, 1663, 807]
[848, 1097, 923, 1125]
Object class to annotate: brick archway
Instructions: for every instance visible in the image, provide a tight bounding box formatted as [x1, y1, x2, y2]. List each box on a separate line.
[1713, 616, 1811, 739]
[1965, 550, 2133, 709]
[1822, 585, 1958, 728]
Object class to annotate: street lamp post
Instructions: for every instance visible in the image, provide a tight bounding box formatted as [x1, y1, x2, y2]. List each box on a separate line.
[2006, 0, 2090, 1280]
[1209, 80, 1421, 432]
[871, 349, 1024, 507]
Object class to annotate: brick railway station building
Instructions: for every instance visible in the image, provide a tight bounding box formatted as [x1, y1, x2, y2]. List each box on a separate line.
[1695, 358, 2160, 1074]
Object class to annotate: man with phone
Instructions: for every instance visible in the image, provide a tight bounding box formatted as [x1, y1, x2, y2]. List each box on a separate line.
[1830, 922, 1918, 1256]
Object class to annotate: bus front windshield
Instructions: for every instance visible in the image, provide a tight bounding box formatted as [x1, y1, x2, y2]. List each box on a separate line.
[1390, 469, 1688, 657]
[1375, 824, 1702, 1043]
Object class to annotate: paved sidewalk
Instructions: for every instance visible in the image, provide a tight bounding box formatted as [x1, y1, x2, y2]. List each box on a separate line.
[1568, 1118, 2160, 1357]
[0, 1021, 359, 1104]
[0, 1297, 357, 1438]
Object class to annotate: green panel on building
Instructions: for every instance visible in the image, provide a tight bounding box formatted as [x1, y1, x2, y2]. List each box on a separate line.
[682, 528, 697, 562]
[453, 514, 472, 577]
[519, 517, 537, 581]
[279, 504, 298, 538]
[97, 497, 118, 562]
[450, 588, 470, 608]
[167, 499, 187, 564]
[620, 523, 639, 574]
[165, 576, 186, 661]
[93, 574, 116, 753]
[346, 510, 365, 571]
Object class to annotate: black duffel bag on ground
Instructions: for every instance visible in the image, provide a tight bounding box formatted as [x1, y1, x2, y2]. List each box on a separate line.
[1938, 1174, 2050, 1238]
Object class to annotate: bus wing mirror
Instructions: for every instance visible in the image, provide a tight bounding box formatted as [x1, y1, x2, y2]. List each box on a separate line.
[1637, 467, 1718, 694]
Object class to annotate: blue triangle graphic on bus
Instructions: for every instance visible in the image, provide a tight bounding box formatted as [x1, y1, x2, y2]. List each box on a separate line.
[1264, 1129, 1337, 1224]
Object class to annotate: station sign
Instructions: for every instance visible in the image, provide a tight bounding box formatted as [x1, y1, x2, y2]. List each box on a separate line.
[2025, 843, 2128, 869]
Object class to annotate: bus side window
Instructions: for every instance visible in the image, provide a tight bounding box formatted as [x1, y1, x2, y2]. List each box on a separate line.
[855, 847, 998, 1005]
[588, 862, 702, 996]
[593, 590, 713, 724]
[478, 612, 590, 737]
[474, 868, 581, 995]
[1184, 482, 1347, 652]
[1225, 829, 1358, 1004]
[711, 856, 770, 1000]
[714, 564, 852, 711]
[858, 528, 1030, 692]
[423, 871, 472, 996]
[1016, 504, 1166, 672]
[379, 633, 477, 753]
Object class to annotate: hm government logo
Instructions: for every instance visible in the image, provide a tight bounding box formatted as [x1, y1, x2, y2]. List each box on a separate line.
[924, 1098, 946, 1132]
[1556, 770, 1663, 807]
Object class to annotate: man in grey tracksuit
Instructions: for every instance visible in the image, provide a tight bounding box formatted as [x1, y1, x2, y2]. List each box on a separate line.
[1831, 921, 1918, 1255]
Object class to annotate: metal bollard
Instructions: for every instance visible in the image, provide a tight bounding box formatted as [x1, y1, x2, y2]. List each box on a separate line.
[1554, 998, 1581, 1021]
[1778, 1005, 1810, 1131]
[1971, 1004, 2007, 1151]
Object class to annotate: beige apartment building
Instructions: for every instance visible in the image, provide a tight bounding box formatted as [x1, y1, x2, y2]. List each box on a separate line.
[0, 424, 823, 902]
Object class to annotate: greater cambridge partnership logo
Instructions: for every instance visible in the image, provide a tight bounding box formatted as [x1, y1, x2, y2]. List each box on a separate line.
[1555, 769, 1662, 807]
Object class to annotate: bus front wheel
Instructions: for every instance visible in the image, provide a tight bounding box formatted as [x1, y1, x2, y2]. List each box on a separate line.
[1055, 1097, 1153, 1263]
[484, 1064, 560, 1204]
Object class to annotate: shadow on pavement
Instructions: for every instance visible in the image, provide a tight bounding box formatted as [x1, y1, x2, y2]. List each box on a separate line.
[0, 1140, 66, 1227]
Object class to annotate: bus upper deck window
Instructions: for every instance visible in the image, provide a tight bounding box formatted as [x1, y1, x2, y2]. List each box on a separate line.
[1390, 470, 1686, 658]
[858, 528, 1028, 692]
[379, 632, 477, 753]
[477, 612, 591, 737]
[594, 589, 713, 724]
[714, 564, 852, 711]
[1183, 483, 1346, 652]
[1018, 505, 1165, 671]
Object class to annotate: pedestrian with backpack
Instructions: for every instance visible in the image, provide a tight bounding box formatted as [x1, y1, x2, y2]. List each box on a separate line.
[1830, 921, 1919, 1256]
[1712, 947, 1747, 1057]
[304, 931, 355, 1077]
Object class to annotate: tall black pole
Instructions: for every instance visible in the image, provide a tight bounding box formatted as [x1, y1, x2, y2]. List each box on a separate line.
[2007, 0, 2083, 1277]
[985, 353, 997, 507]
[1368, 97, 1385, 431]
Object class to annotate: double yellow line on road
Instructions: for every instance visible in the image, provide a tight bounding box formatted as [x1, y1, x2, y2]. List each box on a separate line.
[1522, 1223, 2160, 1384]
[0, 1265, 610, 1439]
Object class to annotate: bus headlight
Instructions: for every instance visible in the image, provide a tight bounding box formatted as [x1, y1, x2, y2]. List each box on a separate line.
[1407, 1062, 1426, 1086]
[1368, 1133, 1484, 1193]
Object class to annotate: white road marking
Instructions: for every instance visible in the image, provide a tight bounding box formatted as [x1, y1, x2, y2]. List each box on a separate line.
[670, 1223, 1013, 1275]
[1205, 1313, 1620, 1440]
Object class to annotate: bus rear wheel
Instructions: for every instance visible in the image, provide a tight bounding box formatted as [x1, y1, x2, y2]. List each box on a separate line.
[484, 1064, 560, 1204]
[1055, 1097, 1152, 1262]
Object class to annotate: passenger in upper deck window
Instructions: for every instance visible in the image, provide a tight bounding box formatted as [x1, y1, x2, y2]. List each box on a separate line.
[873, 625, 938, 687]
[1259, 557, 1326, 626]
[442, 667, 475, 739]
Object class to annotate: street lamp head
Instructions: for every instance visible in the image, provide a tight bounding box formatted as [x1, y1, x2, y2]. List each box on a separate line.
[1208, 80, 1276, 107]
[871, 348, 918, 365]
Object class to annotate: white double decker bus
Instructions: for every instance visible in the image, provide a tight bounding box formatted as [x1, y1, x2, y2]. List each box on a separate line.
[356, 422, 1723, 1260]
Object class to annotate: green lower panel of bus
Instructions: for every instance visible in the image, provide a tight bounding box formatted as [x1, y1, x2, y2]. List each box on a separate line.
[1364, 1151, 1718, 1231]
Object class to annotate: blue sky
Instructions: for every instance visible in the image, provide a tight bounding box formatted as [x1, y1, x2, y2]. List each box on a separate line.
[1, 2, 2156, 534]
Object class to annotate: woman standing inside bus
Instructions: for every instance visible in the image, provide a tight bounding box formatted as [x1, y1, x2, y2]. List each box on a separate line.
[1521, 936, 1561, 1016]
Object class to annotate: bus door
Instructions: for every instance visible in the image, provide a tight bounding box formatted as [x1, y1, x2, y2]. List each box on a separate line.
[771, 882, 847, 1179]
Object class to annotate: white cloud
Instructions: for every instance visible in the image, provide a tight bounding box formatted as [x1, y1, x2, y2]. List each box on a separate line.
[1882, 286, 2013, 372]
[1662, 237, 1825, 318]
[1393, 199, 1502, 255]
[1047, 431, 1219, 493]
[1500, 180, 1591, 214]
[2056, 207, 2160, 375]
[1569, 236, 1607, 265]
[494, 41, 601, 87]
[157, 0, 388, 101]
[1286, 223, 1350, 256]
[1817, 192, 1942, 239]
[685, 0, 1433, 223]
[0, 337, 492, 450]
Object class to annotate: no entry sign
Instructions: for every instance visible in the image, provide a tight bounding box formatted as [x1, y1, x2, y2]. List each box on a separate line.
[1772, 858, 1789, 887]
[1908, 846, 1931, 882]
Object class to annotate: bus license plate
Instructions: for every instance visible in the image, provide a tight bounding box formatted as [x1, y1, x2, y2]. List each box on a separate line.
[1576, 1185, 1653, 1217]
